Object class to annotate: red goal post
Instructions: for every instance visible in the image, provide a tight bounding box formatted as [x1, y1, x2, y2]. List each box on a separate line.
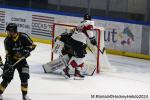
[51, 23, 101, 74]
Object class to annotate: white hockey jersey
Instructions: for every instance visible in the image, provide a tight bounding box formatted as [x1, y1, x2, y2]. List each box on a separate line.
[71, 20, 95, 44]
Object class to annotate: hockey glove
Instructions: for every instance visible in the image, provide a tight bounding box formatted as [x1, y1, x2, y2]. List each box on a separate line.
[3, 62, 15, 77]
[13, 52, 23, 60]
[25, 44, 37, 52]
[23, 44, 37, 58]
[23, 50, 31, 58]
[89, 36, 97, 46]
[30, 44, 36, 51]
[13, 50, 30, 60]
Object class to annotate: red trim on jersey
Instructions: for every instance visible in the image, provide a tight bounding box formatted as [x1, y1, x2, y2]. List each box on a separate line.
[85, 25, 93, 30]
[82, 25, 93, 37]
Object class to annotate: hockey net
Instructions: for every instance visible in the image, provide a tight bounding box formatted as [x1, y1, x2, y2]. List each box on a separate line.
[51, 23, 111, 74]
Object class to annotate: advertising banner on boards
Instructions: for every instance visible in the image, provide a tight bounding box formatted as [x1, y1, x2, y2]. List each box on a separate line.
[0, 7, 144, 54]
[0, 8, 54, 39]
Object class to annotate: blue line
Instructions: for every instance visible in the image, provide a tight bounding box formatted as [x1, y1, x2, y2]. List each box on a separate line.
[0, 5, 150, 26]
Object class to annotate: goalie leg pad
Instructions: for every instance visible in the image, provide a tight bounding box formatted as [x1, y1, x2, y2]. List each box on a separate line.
[53, 40, 64, 54]
[43, 54, 70, 73]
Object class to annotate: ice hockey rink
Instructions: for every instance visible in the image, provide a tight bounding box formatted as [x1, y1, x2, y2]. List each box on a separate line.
[0, 37, 150, 100]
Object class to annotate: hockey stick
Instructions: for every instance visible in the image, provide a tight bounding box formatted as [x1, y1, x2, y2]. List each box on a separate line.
[0, 56, 26, 77]
[86, 45, 105, 76]
[87, 43, 105, 55]
[86, 46, 97, 76]
[89, 66, 96, 76]
[96, 45, 105, 54]
[87, 46, 94, 54]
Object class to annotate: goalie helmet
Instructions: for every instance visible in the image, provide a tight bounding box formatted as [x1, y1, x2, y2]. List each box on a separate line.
[84, 14, 91, 20]
[6, 23, 17, 33]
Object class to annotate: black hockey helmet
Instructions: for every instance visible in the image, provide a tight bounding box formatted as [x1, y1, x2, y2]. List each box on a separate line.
[84, 14, 91, 20]
[6, 23, 17, 33]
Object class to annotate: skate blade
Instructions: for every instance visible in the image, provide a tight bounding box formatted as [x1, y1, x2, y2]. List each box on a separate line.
[63, 74, 70, 79]
[74, 76, 84, 80]
[61, 71, 70, 79]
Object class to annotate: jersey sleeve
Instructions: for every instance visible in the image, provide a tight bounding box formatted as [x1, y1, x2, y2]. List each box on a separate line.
[4, 38, 11, 55]
[82, 20, 95, 38]
[21, 33, 34, 51]
[83, 20, 95, 30]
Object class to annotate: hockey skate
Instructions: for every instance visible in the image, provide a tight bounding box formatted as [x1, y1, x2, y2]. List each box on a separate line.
[0, 94, 3, 100]
[62, 67, 70, 79]
[22, 95, 31, 100]
[74, 69, 84, 80]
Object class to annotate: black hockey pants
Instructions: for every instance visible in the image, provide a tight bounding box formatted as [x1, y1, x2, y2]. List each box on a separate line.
[2, 59, 30, 85]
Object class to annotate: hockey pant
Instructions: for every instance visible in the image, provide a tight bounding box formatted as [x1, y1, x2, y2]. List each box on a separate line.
[0, 59, 30, 95]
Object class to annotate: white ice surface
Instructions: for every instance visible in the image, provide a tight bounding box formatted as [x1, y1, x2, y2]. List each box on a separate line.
[0, 37, 150, 100]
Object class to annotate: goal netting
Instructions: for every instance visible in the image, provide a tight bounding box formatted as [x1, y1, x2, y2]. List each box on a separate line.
[49, 23, 112, 74]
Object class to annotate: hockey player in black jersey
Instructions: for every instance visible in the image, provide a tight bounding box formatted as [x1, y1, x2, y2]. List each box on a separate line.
[0, 23, 36, 100]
